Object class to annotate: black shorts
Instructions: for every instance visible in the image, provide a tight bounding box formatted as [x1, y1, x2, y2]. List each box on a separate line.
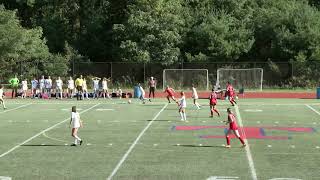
[76, 86, 83, 91]
[149, 87, 155, 92]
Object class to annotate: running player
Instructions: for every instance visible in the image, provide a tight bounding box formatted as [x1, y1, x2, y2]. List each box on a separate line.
[226, 82, 237, 106]
[102, 77, 111, 99]
[21, 79, 28, 99]
[56, 77, 63, 99]
[209, 89, 220, 117]
[31, 77, 38, 98]
[177, 91, 187, 121]
[138, 83, 147, 104]
[70, 106, 83, 146]
[67, 77, 75, 98]
[192, 84, 201, 109]
[224, 108, 246, 148]
[0, 85, 7, 109]
[92, 77, 101, 99]
[164, 85, 176, 103]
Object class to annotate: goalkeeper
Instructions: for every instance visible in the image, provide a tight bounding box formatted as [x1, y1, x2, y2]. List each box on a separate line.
[9, 75, 19, 98]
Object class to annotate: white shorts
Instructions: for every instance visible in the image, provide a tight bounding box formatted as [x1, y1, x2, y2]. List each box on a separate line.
[22, 87, 28, 91]
[68, 86, 74, 90]
[192, 96, 198, 100]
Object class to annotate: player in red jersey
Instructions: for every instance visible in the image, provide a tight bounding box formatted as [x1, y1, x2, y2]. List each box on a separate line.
[209, 89, 220, 117]
[226, 82, 237, 106]
[164, 85, 176, 103]
[224, 108, 246, 148]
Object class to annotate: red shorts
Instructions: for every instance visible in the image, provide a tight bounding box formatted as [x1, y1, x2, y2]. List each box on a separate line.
[167, 94, 174, 98]
[210, 102, 216, 106]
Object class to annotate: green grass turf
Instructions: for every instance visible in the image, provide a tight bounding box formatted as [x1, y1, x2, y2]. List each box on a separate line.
[0, 98, 320, 180]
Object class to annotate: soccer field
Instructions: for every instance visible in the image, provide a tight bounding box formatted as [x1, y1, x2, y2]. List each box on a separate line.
[0, 98, 320, 180]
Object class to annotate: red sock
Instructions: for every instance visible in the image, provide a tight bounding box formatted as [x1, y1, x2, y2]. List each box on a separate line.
[226, 136, 230, 145]
[239, 137, 245, 145]
[230, 100, 234, 106]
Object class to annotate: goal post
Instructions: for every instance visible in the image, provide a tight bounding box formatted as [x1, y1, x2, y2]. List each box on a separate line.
[216, 68, 263, 91]
[163, 69, 209, 91]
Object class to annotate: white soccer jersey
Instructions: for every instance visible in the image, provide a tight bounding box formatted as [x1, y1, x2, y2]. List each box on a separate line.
[93, 80, 99, 90]
[56, 79, 63, 89]
[0, 89, 3, 98]
[71, 112, 81, 128]
[139, 86, 145, 96]
[45, 79, 52, 88]
[192, 87, 198, 99]
[179, 96, 187, 108]
[102, 81, 108, 90]
[31, 80, 38, 89]
[83, 80, 87, 90]
[68, 80, 74, 89]
[39, 79, 45, 88]
[22, 80, 28, 91]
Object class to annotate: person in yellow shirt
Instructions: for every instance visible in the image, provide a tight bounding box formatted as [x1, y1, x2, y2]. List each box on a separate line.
[75, 75, 84, 100]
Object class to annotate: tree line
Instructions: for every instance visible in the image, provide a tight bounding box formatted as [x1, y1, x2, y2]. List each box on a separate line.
[1, 0, 320, 84]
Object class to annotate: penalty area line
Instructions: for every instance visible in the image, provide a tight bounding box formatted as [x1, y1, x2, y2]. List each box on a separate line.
[0, 103, 100, 158]
[106, 103, 168, 180]
[234, 105, 258, 180]
[0, 103, 32, 114]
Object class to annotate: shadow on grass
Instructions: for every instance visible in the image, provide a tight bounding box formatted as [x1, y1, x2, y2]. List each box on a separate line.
[173, 144, 227, 148]
[147, 119, 173, 122]
[21, 144, 67, 147]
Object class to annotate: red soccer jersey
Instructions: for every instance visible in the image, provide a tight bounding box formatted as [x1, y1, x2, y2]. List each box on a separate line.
[165, 88, 174, 96]
[228, 113, 238, 130]
[209, 92, 217, 105]
[227, 85, 235, 97]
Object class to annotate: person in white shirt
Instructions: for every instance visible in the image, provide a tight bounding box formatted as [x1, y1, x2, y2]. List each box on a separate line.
[70, 106, 83, 146]
[192, 84, 201, 109]
[55, 77, 63, 99]
[67, 77, 75, 98]
[102, 77, 111, 99]
[82, 78, 89, 99]
[138, 83, 147, 104]
[92, 77, 101, 99]
[0, 85, 7, 109]
[177, 91, 187, 121]
[31, 77, 38, 98]
[39, 75, 45, 94]
[117, 87, 123, 99]
[45, 76, 52, 98]
[21, 79, 28, 99]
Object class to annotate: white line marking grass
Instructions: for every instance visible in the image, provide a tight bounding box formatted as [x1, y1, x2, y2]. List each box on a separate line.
[0, 103, 100, 158]
[234, 105, 258, 180]
[0, 103, 32, 114]
[106, 103, 168, 180]
[306, 104, 320, 115]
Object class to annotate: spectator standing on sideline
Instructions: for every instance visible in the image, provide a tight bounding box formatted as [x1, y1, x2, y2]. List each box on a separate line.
[75, 75, 84, 100]
[9, 75, 19, 98]
[148, 77, 156, 101]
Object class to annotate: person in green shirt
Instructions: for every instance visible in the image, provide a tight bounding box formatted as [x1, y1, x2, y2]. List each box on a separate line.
[9, 75, 19, 98]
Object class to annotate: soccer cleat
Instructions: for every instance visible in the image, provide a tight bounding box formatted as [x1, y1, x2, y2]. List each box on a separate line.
[80, 140, 83, 146]
[149, 99, 151, 102]
[225, 145, 231, 148]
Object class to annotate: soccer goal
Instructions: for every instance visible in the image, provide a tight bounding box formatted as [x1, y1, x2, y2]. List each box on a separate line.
[216, 68, 263, 91]
[163, 69, 209, 91]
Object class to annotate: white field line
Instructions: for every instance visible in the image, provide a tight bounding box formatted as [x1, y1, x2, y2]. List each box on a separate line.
[305, 104, 320, 116]
[0, 103, 32, 114]
[106, 103, 168, 180]
[0, 103, 100, 158]
[234, 105, 258, 180]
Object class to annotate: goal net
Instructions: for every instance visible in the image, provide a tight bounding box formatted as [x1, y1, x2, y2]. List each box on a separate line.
[163, 69, 209, 91]
[216, 68, 263, 91]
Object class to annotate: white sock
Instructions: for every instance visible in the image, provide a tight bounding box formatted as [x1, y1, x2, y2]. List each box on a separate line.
[179, 112, 184, 120]
[183, 112, 187, 121]
[74, 138, 78, 144]
[74, 135, 81, 141]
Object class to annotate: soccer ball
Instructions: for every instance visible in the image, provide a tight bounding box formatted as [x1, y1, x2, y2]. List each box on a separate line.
[128, 99, 131, 104]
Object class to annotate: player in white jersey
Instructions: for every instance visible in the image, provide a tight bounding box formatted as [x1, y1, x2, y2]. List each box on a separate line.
[31, 77, 38, 98]
[102, 77, 111, 99]
[45, 76, 52, 98]
[191, 84, 201, 109]
[138, 83, 147, 104]
[39, 75, 45, 94]
[21, 79, 28, 98]
[92, 77, 101, 99]
[0, 85, 7, 109]
[82, 78, 89, 99]
[70, 106, 83, 146]
[117, 87, 123, 99]
[55, 77, 63, 99]
[67, 77, 75, 98]
[177, 91, 187, 121]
